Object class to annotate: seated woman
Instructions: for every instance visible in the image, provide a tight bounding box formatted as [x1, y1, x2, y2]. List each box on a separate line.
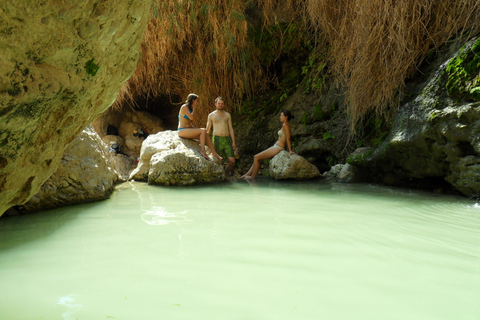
[241, 110, 295, 179]
[177, 93, 222, 160]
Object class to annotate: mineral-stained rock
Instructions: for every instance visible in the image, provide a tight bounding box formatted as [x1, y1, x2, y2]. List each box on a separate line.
[351, 38, 480, 197]
[11, 127, 120, 213]
[0, 0, 152, 216]
[269, 151, 321, 180]
[129, 130, 226, 186]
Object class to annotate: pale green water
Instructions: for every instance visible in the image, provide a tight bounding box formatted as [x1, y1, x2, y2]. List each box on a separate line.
[0, 180, 479, 320]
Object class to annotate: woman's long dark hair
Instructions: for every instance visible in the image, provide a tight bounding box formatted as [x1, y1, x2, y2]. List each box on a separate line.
[281, 110, 294, 121]
[185, 93, 198, 113]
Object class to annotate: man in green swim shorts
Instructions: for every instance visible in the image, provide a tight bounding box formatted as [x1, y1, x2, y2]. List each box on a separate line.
[206, 96, 236, 176]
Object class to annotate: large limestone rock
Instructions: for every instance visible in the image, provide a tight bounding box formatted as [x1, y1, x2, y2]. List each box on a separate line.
[129, 130, 226, 186]
[269, 151, 321, 180]
[0, 1, 152, 216]
[350, 38, 480, 197]
[10, 127, 119, 213]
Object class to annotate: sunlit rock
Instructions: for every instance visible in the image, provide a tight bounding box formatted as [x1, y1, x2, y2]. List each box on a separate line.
[129, 130, 226, 186]
[0, 0, 152, 216]
[269, 151, 321, 180]
[10, 127, 120, 213]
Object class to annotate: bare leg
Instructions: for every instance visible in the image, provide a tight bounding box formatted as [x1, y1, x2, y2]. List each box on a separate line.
[198, 129, 208, 159]
[225, 157, 235, 176]
[178, 128, 209, 159]
[241, 163, 254, 178]
[205, 134, 223, 160]
[242, 147, 282, 179]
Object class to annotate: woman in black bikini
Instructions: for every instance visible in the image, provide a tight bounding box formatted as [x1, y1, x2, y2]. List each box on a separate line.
[241, 110, 295, 179]
[177, 93, 222, 160]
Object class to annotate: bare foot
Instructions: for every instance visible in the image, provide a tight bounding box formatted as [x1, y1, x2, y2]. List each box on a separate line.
[200, 151, 210, 160]
[241, 175, 252, 180]
[214, 153, 223, 160]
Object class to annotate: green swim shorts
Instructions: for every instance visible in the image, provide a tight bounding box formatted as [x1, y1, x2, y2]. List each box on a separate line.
[212, 135, 234, 159]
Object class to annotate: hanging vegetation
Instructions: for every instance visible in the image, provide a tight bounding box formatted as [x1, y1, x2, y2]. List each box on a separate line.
[307, 0, 480, 126]
[114, 0, 480, 128]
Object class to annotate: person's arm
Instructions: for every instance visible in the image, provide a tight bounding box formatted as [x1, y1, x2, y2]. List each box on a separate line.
[181, 105, 195, 127]
[228, 114, 236, 150]
[206, 113, 213, 135]
[284, 125, 295, 155]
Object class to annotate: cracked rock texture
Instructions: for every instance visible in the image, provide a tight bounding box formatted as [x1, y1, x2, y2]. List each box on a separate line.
[10, 127, 120, 213]
[0, 0, 152, 216]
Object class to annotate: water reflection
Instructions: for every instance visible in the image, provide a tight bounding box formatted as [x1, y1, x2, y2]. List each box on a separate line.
[0, 180, 478, 320]
[56, 294, 82, 320]
[141, 207, 189, 226]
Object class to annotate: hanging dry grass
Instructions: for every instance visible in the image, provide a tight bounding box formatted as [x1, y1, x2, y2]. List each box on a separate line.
[115, 0, 480, 129]
[115, 1, 262, 124]
[114, 0, 306, 125]
[306, 0, 480, 127]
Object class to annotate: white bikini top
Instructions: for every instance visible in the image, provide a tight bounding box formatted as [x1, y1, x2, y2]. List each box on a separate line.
[278, 128, 285, 138]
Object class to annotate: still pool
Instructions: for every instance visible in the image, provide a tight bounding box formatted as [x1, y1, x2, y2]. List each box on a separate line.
[0, 180, 479, 320]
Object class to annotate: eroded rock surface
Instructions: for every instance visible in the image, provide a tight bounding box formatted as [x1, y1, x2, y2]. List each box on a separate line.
[93, 108, 163, 157]
[350, 39, 480, 197]
[129, 130, 226, 186]
[269, 151, 321, 180]
[0, 0, 152, 216]
[10, 127, 119, 213]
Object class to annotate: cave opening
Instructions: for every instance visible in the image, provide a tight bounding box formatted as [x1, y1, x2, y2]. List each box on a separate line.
[128, 93, 182, 130]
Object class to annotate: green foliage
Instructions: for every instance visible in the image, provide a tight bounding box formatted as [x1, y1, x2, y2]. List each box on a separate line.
[428, 110, 443, 122]
[322, 131, 335, 140]
[85, 59, 99, 77]
[250, 22, 309, 66]
[445, 39, 480, 101]
[326, 155, 335, 167]
[301, 53, 327, 94]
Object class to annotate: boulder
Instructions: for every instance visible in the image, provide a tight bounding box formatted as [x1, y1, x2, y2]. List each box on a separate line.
[323, 164, 344, 180]
[93, 108, 163, 157]
[0, 0, 152, 216]
[269, 151, 321, 180]
[10, 127, 120, 213]
[351, 38, 480, 196]
[125, 134, 144, 156]
[129, 130, 226, 185]
[102, 135, 124, 149]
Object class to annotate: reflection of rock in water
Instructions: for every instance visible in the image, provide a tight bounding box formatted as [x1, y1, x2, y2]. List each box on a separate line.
[141, 206, 190, 226]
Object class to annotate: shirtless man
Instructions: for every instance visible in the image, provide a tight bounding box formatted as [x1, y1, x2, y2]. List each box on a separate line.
[206, 97, 236, 176]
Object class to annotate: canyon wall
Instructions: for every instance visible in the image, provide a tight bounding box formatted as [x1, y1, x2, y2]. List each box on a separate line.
[0, 1, 152, 216]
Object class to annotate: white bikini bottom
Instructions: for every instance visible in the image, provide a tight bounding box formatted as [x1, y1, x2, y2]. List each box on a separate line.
[273, 143, 284, 150]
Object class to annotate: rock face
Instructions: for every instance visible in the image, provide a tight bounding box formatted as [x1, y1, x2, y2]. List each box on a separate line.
[350, 38, 480, 197]
[0, 0, 152, 216]
[129, 130, 226, 185]
[10, 127, 119, 213]
[269, 151, 321, 180]
[93, 108, 164, 157]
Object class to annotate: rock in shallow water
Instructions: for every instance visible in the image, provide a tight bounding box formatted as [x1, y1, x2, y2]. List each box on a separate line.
[269, 151, 321, 180]
[129, 131, 226, 186]
[10, 127, 120, 213]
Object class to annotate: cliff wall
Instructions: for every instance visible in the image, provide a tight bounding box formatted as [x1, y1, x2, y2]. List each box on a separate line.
[0, 1, 152, 216]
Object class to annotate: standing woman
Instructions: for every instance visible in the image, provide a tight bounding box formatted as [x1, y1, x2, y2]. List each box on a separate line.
[241, 110, 295, 179]
[177, 93, 222, 160]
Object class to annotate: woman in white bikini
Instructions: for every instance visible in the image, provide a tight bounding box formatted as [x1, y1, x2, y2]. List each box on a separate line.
[177, 93, 222, 160]
[241, 110, 295, 179]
